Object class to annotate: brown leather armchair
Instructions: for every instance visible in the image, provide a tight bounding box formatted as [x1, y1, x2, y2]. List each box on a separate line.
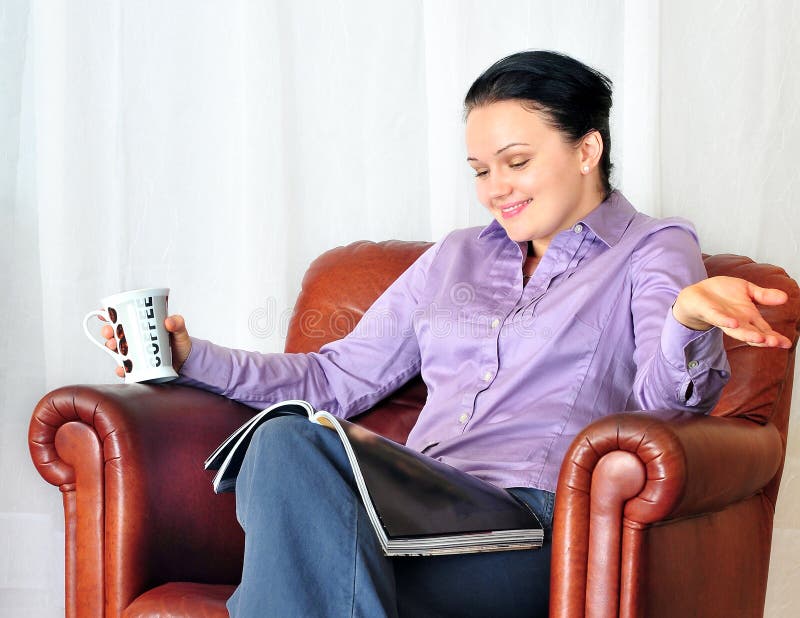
[29, 241, 799, 618]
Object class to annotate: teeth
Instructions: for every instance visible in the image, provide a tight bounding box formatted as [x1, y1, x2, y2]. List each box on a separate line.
[502, 199, 530, 213]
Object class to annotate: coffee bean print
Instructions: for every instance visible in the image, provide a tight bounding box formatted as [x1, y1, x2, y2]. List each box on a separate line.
[123, 359, 133, 373]
[116, 324, 129, 355]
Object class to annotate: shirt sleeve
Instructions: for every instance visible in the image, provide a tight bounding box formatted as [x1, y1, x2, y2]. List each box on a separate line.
[628, 224, 730, 412]
[176, 242, 441, 415]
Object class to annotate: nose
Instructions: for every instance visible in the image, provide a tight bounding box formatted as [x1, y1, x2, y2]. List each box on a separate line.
[487, 169, 512, 201]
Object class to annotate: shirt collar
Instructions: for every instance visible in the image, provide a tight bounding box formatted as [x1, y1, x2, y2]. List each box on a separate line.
[477, 190, 637, 248]
[477, 217, 506, 240]
[579, 190, 637, 247]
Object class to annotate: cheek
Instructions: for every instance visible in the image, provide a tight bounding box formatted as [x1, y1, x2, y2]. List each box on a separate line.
[516, 171, 539, 194]
[474, 182, 492, 209]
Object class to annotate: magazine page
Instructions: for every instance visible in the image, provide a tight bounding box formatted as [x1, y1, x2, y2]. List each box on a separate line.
[312, 412, 542, 556]
[206, 400, 316, 492]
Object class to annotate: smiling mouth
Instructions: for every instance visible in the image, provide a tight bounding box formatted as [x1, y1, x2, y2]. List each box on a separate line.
[499, 199, 531, 219]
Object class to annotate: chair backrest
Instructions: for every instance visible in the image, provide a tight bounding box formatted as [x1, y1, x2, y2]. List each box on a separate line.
[704, 254, 800, 504]
[285, 242, 800, 495]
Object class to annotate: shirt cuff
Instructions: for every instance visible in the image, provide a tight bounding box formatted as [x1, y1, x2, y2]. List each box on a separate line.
[661, 308, 724, 370]
[174, 337, 232, 394]
[660, 308, 729, 405]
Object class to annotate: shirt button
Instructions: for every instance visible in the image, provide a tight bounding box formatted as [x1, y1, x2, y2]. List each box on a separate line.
[573, 223, 584, 234]
[483, 371, 493, 382]
[458, 413, 469, 424]
[688, 360, 699, 369]
[491, 318, 500, 329]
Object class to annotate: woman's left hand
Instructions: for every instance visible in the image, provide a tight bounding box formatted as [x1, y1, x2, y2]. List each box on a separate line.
[673, 276, 792, 348]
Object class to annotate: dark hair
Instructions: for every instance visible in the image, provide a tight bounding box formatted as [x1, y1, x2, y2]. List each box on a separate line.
[464, 50, 614, 195]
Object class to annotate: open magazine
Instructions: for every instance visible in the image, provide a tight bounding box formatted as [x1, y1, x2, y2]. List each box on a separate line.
[204, 400, 543, 557]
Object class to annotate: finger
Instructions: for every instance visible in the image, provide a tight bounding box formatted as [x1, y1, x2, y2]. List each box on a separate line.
[749, 284, 788, 306]
[164, 314, 186, 334]
[743, 334, 791, 348]
[105, 338, 118, 352]
[116, 366, 125, 378]
[101, 324, 114, 340]
[743, 310, 777, 335]
[759, 330, 793, 349]
[700, 305, 739, 330]
[743, 312, 793, 348]
[721, 323, 792, 348]
[720, 325, 767, 345]
[723, 329, 767, 347]
[166, 314, 191, 350]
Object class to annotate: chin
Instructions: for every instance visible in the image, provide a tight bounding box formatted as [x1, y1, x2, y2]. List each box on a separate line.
[506, 233, 529, 243]
[499, 224, 535, 244]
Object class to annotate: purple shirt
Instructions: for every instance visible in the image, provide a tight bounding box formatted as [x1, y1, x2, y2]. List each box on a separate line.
[180, 191, 729, 492]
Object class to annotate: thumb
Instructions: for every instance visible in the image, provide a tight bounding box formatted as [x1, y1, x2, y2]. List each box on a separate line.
[164, 314, 191, 372]
[750, 284, 788, 306]
[165, 314, 190, 341]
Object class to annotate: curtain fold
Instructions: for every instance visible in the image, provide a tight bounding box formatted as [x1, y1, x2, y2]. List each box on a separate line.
[2, 2, 798, 615]
[1, 1, 64, 615]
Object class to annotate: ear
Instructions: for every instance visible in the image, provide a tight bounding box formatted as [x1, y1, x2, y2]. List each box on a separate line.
[578, 130, 603, 172]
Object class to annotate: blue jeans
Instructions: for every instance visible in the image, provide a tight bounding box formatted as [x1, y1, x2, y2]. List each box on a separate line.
[227, 415, 554, 617]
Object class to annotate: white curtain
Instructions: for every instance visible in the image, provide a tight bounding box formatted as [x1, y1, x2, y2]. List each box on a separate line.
[2, 1, 798, 615]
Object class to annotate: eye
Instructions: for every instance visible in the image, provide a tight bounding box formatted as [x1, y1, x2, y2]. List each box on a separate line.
[472, 169, 488, 178]
[509, 159, 530, 169]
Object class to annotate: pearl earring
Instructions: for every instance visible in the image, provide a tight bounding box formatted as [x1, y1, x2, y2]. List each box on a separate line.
[582, 165, 590, 173]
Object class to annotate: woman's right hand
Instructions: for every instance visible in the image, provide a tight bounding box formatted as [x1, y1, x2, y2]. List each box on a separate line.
[101, 314, 192, 378]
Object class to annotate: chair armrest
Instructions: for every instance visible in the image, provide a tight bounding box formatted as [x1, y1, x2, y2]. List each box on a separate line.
[550, 410, 782, 618]
[29, 383, 253, 617]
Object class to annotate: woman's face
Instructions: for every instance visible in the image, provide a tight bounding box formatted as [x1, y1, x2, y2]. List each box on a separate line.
[465, 100, 603, 253]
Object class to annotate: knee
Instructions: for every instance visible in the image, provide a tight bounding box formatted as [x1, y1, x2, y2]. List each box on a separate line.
[237, 415, 311, 496]
[248, 414, 311, 460]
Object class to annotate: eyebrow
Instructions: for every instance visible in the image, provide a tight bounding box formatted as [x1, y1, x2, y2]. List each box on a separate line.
[466, 142, 530, 162]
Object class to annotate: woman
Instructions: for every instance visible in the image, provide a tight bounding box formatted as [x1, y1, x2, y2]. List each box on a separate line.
[105, 50, 789, 617]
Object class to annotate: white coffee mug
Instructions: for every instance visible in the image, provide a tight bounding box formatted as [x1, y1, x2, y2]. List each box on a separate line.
[83, 288, 178, 384]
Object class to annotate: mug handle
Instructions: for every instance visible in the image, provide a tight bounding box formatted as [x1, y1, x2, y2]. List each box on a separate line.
[82, 310, 124, 368]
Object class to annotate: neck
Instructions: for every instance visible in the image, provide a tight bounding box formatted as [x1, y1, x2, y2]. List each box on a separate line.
[522, 252, 540, 278]
[530, 188, 608, 257]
